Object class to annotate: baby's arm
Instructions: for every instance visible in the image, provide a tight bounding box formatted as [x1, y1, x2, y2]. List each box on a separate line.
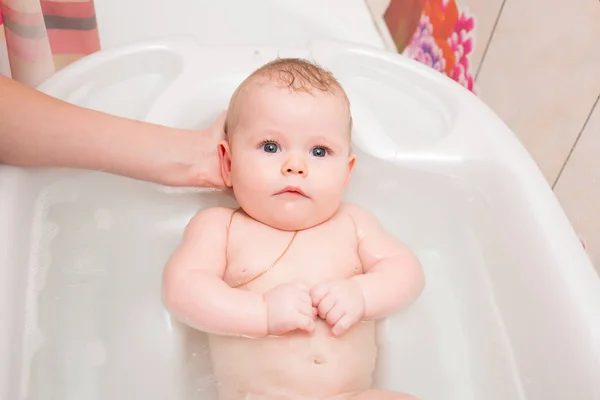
[346, 203, 425, 320]
[162, 207, 268, 338]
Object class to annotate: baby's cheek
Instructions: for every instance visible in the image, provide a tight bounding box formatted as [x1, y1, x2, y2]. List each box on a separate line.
[318, 190, 345, 217]
[324, 175, 348, 199]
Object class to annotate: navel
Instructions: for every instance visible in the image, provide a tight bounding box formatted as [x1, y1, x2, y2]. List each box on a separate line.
[313, 356, 326, 365]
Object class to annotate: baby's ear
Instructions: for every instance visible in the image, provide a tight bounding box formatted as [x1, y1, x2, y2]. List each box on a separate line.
[218, 140, 233, 187]
[345, 152, 356, 186]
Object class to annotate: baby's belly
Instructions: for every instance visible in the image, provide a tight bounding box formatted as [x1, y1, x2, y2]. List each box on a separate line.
[207, 319, 377, 400]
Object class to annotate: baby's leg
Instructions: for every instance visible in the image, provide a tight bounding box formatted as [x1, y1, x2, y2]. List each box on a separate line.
[349, 389, 419, 400]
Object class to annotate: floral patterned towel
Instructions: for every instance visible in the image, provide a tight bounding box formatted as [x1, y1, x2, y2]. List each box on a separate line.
[383, 0, 476, 93]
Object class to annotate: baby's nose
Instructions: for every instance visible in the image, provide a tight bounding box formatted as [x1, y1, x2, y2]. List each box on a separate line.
[282, 155, 307, 177]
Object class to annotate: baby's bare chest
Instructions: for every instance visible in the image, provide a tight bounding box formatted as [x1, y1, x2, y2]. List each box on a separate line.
[224, 217, 361, 292]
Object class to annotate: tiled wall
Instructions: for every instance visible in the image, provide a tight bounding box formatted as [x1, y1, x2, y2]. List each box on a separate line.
[474, 0, 600, 273]
[367, 0, 600, 274]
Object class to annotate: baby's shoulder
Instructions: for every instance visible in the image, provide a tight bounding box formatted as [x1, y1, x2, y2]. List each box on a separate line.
[337, 202, 379, 224]
[337, 202, 387, 236]
[184, 206, 238, 234]
[337, 202, 396, 248]
[191, 205, 237, 220]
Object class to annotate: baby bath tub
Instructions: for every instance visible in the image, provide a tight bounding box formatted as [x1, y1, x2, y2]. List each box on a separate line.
[1, 37, 599, 400]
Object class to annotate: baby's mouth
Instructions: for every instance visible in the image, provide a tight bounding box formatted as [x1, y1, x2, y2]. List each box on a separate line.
[274, 186, 309, 198]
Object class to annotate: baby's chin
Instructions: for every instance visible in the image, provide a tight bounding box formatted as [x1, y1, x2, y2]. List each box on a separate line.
[244, 206, 338, 232]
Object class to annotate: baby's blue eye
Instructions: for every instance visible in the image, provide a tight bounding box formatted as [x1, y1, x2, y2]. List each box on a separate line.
[312, 147, 327, 157]
[262, 142, 279, 153]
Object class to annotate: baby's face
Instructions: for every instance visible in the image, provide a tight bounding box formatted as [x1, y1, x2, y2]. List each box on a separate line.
[220, 81, 355, 231]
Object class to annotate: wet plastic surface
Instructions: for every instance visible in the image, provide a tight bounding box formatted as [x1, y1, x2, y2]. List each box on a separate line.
[1, 38, 599, 400]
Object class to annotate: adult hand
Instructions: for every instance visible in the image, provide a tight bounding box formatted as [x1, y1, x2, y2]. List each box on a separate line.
[176, 110, 228, 188]
[0, 74, 229, 189]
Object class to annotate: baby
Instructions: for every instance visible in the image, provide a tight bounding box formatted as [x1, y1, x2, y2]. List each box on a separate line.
[162, 58, 425, 400]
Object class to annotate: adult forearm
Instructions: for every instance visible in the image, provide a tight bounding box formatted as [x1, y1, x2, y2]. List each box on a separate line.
[0, 75, 204, 186]
[163, 269, 269, 338]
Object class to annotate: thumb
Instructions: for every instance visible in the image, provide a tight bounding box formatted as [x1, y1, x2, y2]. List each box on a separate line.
[302, 316, 316, 333]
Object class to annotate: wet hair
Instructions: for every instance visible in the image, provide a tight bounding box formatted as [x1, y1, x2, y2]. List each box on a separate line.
[224, 57, 352, 135]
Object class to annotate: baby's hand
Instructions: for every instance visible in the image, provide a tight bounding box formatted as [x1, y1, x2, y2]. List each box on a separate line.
[264, 282, 317, 336]
[311, 279, 365, 337]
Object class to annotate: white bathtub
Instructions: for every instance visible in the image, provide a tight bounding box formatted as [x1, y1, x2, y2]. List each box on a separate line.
[1, 38, 599, 400]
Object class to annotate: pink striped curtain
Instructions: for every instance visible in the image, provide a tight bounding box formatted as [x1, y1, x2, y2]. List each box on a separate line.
[0, 0, 100, 87]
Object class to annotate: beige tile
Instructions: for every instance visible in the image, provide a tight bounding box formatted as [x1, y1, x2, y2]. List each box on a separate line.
[364, 0, 396, 51]
[475, 0, 600, 184]
[554, 99, 600, 273]
[463, 0, 505, 73]
[365, 0, 391, 17]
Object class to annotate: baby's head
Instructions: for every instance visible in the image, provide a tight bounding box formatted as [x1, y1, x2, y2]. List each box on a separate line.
[219, 58, 355, 231]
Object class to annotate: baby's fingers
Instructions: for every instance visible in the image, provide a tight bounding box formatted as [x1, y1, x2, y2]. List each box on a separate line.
[325, 304, 345, 327]
[317, 295, 336, 320]
[299, 291, 312, 308]
[310, 283, 330, 306]
[298, 314, 315, 333]
[331, 314, 356, 337]
[300, 302, 316, 318]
